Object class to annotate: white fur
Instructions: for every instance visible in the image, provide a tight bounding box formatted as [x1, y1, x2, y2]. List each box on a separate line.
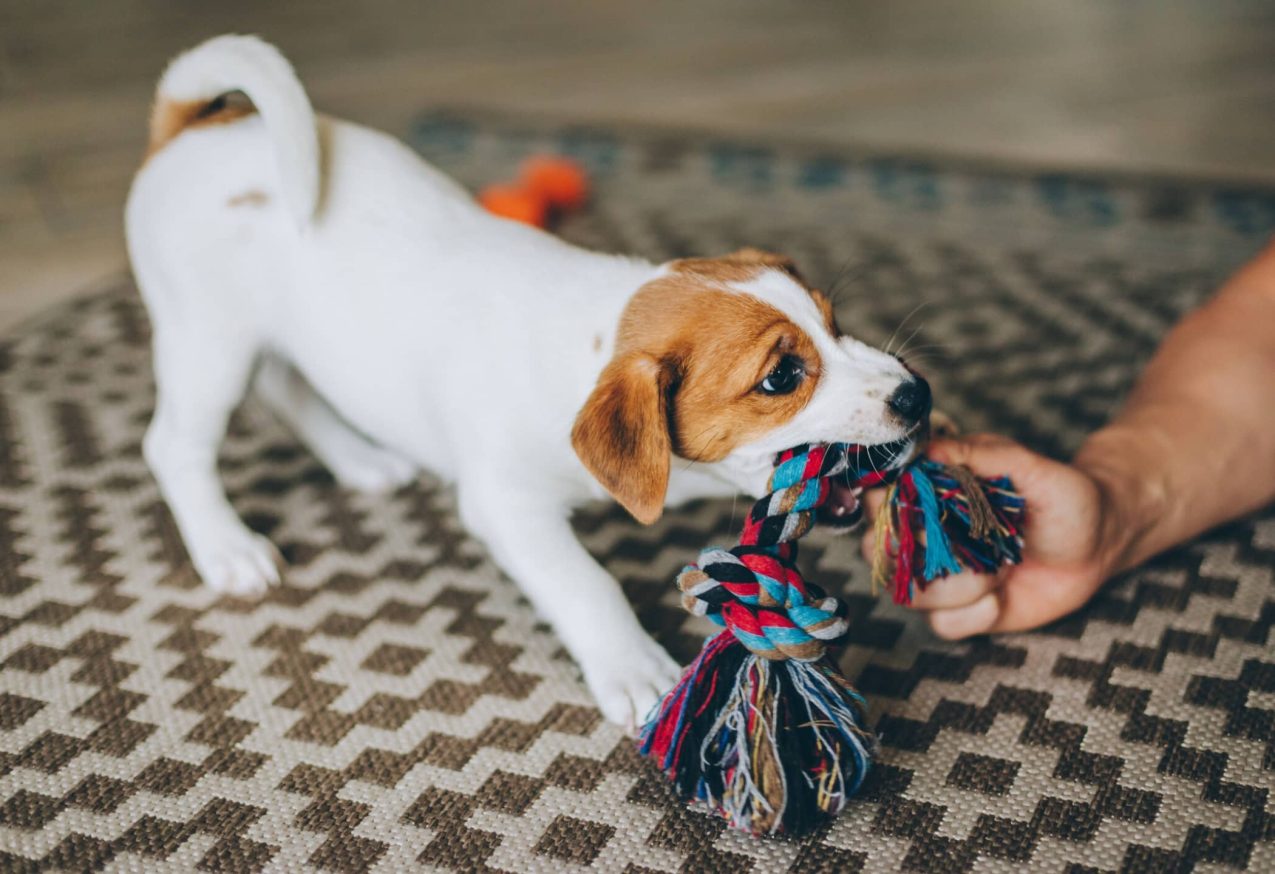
[127, 35, 914, 728]
[156, 35, 320, 227]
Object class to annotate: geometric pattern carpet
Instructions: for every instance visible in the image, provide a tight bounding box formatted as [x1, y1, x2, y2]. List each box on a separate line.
[0, 111, 1272, 872]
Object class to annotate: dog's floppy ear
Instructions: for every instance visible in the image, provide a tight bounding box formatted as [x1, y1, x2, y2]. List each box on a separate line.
[571, 352, 675, 525]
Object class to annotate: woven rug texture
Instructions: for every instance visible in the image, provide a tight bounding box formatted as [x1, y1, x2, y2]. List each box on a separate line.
[0, 111, 1273, 872]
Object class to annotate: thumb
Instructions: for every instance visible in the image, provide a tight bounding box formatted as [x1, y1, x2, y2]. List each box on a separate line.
[925, 434, 1037, 482]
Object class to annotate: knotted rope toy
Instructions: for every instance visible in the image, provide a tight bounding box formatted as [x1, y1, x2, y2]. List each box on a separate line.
[637, 439, 1025, 836]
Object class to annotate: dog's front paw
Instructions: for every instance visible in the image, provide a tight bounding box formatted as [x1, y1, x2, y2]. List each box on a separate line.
[192, 529, 283, 596]
[581, 635, 683, 733]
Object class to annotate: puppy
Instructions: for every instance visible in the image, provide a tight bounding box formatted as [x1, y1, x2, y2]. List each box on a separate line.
[127, 35, 928, 727]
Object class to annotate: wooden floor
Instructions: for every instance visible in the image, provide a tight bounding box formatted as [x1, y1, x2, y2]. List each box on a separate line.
[5, 0, 1275, 331]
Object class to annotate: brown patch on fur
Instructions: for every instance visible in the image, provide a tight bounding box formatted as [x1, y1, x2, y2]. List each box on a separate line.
[666, 254, 767, 285]
[146, 93, 256, 159]
[592, 334, 603, 353]
[228, 190, 270, 208]
[809, 288, 841, 336]
[726, 247, 799, 272]
[572, 263, 823, 523]
[571, 353, 674, 524]
[682, 247, 841, 336]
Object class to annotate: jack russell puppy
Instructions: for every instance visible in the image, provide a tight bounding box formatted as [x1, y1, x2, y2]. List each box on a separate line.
[127, 35, 931, 728]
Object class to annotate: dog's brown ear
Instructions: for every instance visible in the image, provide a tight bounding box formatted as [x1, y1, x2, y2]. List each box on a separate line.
[571, 352, 674, 525]
[727, 247, 804, 281]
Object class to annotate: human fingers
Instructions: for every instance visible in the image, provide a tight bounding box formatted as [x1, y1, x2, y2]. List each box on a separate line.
[925, 434, 1036, 481]
[907, 570, 998, 611]
[927, 592, 1002, 640]
[926, 566, 1102, 638]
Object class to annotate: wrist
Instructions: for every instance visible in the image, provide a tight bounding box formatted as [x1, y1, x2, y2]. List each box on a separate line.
[1073, 425, 1172, 576]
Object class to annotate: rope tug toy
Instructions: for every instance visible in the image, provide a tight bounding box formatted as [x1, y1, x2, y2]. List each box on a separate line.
[637, 439, 1025, 836]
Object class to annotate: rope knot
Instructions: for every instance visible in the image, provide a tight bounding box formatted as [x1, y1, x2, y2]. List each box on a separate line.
[677, 549, 847, 661]
[675, 441, 910, 660]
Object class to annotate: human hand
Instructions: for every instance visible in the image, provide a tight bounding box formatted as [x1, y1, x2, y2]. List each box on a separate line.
[860, 434, 1136, 639]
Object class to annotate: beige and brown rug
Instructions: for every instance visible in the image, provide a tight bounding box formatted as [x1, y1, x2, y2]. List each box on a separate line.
[1, 113, 1272, 872]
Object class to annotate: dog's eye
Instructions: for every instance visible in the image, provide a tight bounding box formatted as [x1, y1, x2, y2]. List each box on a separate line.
[758, 356, 804, 395]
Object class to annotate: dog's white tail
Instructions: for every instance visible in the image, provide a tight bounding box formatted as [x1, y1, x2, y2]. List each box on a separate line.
[149, 34, 319, 227]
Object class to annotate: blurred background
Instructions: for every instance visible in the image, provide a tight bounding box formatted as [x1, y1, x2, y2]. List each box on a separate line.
[4, 0, 1275, 330]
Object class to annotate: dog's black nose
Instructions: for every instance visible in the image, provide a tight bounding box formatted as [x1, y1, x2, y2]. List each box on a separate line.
[887, 377, 932, 424]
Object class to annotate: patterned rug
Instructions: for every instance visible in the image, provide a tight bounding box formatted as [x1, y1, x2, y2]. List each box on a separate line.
[1, 111, 1273, 873]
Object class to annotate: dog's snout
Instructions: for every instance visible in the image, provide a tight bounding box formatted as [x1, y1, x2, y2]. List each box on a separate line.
[887, 377, 932, 425]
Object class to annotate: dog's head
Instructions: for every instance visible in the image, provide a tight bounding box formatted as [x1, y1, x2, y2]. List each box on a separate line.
[571, 247, 928, 523]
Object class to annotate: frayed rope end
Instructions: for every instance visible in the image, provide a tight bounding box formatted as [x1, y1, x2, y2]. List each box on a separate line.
[873, 459, 1026, 604]
[638, 632, 875, 836]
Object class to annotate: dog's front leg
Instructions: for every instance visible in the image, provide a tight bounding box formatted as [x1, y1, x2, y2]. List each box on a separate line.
[459, 483, 681, 730]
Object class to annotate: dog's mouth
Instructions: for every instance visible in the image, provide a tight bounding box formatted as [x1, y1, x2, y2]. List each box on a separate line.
[819, 436, 917, 530]
[822, 479, 864, 529]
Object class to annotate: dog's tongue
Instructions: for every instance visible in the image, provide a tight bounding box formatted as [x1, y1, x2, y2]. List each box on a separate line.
[822, 480, 863, 529]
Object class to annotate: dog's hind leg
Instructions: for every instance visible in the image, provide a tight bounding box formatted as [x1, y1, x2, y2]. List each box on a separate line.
[254, 355, 419, 493]
[144, 324, 282, 596]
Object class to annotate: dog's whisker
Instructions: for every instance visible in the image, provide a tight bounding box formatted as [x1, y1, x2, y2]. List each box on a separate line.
[896, 341, 954, 355]
[894, 322, 928, 362]
[825, 257, 866, 303]
[899, 349, 951, 366]
[678, 423, 725, 471]
[885, 302, 929, 357]
[903, 359, 947, 374]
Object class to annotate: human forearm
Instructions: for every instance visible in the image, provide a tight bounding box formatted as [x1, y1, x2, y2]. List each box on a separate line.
[1075, 243, 1275, 573]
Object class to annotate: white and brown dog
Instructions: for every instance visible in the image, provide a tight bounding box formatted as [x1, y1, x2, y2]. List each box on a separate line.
[127, 35, 930, 727]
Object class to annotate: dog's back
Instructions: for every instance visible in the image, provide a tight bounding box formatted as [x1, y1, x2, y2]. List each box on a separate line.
[127, 35, 655, 494]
